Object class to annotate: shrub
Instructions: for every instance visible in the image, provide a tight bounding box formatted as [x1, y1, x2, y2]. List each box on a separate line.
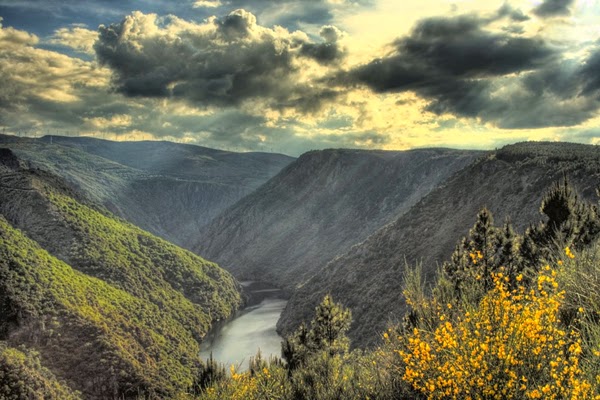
[394, 265, 598, 399]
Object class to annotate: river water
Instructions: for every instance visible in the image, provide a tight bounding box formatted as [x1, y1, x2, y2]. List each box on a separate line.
[199, 281, 287, 371]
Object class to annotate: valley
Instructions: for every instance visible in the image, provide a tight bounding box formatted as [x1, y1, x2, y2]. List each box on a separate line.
[0, 135, 293, 250]
[1, 137, 600, 398]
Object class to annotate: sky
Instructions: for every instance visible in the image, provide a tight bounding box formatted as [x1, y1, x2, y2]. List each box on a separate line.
[0, 0, 599, 156]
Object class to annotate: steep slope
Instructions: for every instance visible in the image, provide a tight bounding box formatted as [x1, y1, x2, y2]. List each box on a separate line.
[0, 149, 242, 398]
[0, 343, 79, 399]
[0, 135, 293, 249]
[279, 142, 600, 347]
[196, 148, 481, 287]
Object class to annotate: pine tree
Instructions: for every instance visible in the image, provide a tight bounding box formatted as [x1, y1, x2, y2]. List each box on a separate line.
[444, 208, 500, 293]
[539, 178, 579, 245]
[192, 353, 227, 393]
[573, 200, 600, 249]
[282, 295, 352, 372]
[282, 322, 310, 372]
[495, 219, 522, 283]
[309, 294, 351, 356]
[521, 178, 600, 268]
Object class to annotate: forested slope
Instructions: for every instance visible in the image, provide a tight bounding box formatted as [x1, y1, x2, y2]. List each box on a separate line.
[0, 148, 242, 398]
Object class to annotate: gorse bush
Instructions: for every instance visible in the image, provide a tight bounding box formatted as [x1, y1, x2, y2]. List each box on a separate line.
[396, 264, 597, 399]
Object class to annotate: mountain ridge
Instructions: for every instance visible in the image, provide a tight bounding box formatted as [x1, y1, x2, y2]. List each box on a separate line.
[195, 147, 483, 288]
[278, 141, 600, 347]
[0, 135, 294, 249]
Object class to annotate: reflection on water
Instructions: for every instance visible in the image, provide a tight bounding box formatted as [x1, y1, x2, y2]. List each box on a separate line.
[200, 282, 287, 371]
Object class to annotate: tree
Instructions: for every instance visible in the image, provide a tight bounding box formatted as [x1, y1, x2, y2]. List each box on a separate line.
[495, 218, 522, 283]
[282, 295, 352, 372]
[521, 178, 600, 269]
[281, 322, 310, 373]
[191, 353, 227, 394]
[444, 208, 501, 293]
[309, 295, 352, 356]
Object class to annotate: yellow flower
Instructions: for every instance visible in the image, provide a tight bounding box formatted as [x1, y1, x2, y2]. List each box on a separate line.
[565, 246, 575, 259]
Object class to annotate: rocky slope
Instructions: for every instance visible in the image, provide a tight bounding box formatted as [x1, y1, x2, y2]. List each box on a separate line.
[278, 142, 600, 347]
[0, 135, 293, 249]
[196, 148, 481, 288]
[0, 148, 242, 398]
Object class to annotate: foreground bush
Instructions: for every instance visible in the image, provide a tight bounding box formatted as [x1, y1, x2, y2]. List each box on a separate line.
[394, 264, 599, 399]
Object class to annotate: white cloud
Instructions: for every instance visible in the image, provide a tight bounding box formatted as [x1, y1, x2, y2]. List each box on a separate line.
[49, 26, 98, 55]
[193, 0, 223, 8]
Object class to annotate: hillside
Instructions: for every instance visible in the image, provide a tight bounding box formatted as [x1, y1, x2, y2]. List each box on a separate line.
[0, 148, 242, 398]
[195, 148, 481, 287]
[278, 142, 600, 347]
[0, 135, 293, 249]
[38, 135, 293, 188]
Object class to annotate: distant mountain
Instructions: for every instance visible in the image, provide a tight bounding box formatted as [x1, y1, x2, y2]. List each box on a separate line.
[0, 135, 293, 249]
[278, 142, 600, 348]
[0, 148, 241, 398]
[195, 148, 481, 288]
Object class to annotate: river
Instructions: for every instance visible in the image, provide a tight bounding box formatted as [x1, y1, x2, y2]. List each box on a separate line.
[199, 281, 287, 371]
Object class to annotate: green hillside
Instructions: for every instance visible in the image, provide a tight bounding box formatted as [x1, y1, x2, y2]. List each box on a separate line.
[0, 344, 79, 399]
[0, 149, 242, 398]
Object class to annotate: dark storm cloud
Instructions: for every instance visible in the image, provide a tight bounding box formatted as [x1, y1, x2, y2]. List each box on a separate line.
[579, 48, 600, 96]
[495, 3, 530, 22]
[341, 9, 600, 129]
[394, 14, 553, 78]
[348, 13, 553, 94]
[94, 9, 341, 110]
[300, 25, 345, 65]
[532, 0, 574, 18]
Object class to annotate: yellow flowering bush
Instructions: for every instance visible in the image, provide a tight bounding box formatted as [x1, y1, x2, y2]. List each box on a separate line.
[396, 266, 599, 399]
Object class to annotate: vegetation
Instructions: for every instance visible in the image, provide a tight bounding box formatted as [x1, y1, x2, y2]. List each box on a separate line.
[0, 215, 218, 397]
[0, 343, 80, 399]
[195, 179, 600, 399]
[0, 156, 242, 398]
[45, 190, 241, 338]
[2, 142, 600, 399]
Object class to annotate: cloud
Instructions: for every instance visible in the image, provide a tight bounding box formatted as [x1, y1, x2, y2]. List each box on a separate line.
[579, 47, 600, 96]
[496, 3, 530, 22]
[339, 8, 600, 129]
[193, 0, 222, 8]
[83, 114, 132, 128]
[532, 0, 574, 18]
[300, 25, 346, 65]
[222, 0, 373, 28]
[0, 16, 38, 48]
[94, 9, 343, 112]
[0, 18, 113, 131]
[49, 25, 98, 54]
